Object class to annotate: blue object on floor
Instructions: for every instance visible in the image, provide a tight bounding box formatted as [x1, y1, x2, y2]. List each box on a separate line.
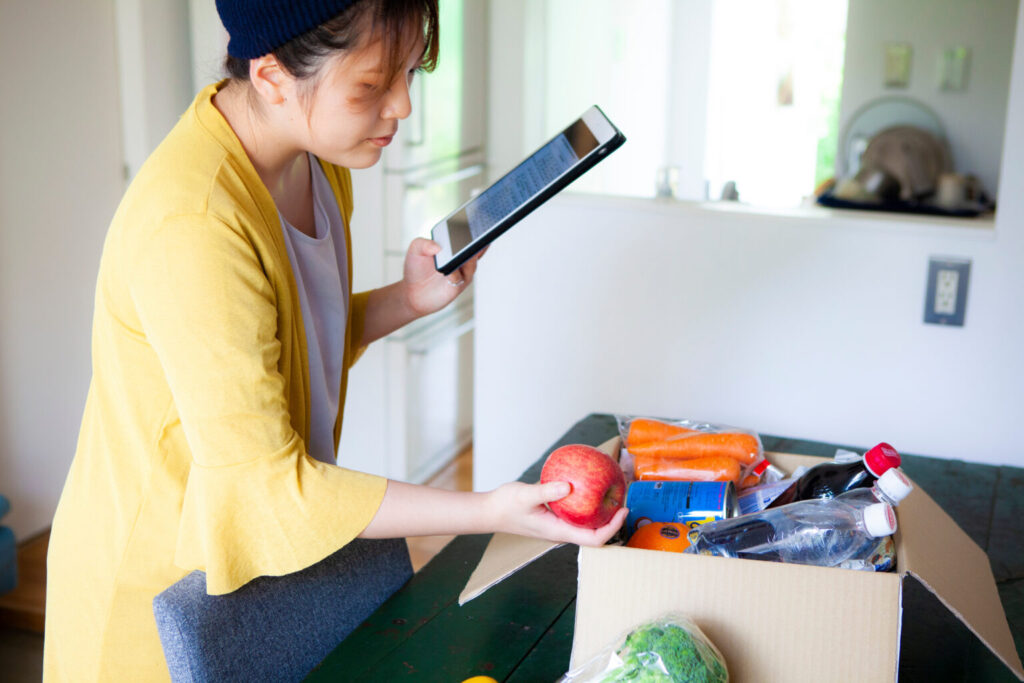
[153, 537, 412, 682]
[0, 495, 16, 595]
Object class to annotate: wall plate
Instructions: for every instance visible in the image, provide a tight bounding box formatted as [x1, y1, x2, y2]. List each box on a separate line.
[924, 257, 971, 326]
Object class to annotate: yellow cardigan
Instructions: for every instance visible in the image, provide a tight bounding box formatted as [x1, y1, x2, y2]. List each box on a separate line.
[43, 82, 388, 681]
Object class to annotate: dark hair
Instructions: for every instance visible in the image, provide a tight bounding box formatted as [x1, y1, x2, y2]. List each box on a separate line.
[224, 0, 439, 104]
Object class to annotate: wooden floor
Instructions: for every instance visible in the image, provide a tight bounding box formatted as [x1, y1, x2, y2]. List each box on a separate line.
[0, 531, 47, 633]
[406, 445, 474, 572]
[0, 445, 474, 634]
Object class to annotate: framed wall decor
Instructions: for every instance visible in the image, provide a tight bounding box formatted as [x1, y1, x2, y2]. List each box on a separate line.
[884, 43, 912, 88]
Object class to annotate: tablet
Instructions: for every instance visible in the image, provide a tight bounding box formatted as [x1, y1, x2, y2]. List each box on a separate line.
[432, 105, 625, 275]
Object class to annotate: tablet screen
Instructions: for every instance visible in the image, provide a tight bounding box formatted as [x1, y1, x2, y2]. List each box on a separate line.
[445, 119, 600, 254]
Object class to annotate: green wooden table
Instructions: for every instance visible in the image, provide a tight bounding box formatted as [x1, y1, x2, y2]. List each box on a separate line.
[308, 414, 1024, 682]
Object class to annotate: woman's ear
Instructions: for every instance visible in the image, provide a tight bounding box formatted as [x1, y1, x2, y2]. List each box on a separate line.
[248, 55, 293, 106]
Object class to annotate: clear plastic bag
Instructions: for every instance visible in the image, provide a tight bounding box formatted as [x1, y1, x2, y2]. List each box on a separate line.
[615, 415, 764, 486]
[736, 466, 809, 514]
[559, 612, 729, 682]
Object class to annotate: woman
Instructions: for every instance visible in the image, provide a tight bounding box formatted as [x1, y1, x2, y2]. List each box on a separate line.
[43, 0, 625, 679]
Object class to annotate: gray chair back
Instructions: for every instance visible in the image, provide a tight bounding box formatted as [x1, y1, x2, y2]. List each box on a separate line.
[153, 538, 411, 682]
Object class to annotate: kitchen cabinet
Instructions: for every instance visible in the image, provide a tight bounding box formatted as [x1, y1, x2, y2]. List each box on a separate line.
[340, 0, 486, 483]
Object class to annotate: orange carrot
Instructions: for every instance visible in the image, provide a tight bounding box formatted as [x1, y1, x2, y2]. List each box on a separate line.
[634, 454, 742, 485]
[739, 474, 761, 489]
[625, 418, 697, 448]
[627, 432, 760, 466]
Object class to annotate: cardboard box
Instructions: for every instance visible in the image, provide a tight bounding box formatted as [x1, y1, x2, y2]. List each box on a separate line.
[460, 438, 1024, 681]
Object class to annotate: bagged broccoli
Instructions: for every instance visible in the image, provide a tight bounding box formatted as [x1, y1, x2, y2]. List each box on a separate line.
[559, 613, 728, 682]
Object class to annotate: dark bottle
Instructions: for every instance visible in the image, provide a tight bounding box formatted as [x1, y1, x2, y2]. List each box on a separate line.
[764, 442, 901, 509]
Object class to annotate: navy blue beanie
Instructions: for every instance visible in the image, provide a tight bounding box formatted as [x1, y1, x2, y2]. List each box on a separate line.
[216, 0, 359, 59]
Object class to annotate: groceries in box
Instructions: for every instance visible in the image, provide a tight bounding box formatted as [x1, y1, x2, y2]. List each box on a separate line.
[460, 418, 1024, 682]
[614, 416, 906, 571]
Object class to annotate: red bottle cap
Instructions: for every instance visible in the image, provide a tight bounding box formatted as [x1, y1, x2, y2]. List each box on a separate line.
[863, 442, 901, 477]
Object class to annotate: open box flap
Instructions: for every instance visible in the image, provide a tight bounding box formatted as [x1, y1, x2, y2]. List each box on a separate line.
[458, 437, 621, 606]
[766, 452, 1023, 679]
[458, 534, 561, 605]
[897, 479, 1024, 680]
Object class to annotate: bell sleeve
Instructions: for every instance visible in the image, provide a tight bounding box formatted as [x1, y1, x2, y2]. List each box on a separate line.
[129, 214, 387, 595]
[347, 290, 372, 365]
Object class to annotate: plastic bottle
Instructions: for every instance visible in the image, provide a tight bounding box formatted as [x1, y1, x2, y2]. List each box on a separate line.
[839, 535, 898, 572]
[833, 469, 912, 572]
[837, 467, 913, 509]
[685, 498, 897, 568]
[765, 442, 901, 509]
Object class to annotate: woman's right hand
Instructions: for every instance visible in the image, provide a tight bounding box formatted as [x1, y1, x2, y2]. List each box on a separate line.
[485, 481, 628, 547]
[359, 479, 626, 544]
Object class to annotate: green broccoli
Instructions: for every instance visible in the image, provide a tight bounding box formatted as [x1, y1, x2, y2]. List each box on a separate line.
[600, 622, 728, 683]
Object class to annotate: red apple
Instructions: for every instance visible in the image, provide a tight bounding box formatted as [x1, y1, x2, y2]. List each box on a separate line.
[540, 444, 626, 528]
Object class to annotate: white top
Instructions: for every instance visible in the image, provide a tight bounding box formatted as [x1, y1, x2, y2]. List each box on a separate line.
[862, 502, 898, 537]
[875, 468, 913, 504]
[278, 154, 349, 464]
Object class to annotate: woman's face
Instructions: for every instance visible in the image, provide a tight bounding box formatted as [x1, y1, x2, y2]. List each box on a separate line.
[298, 34, 425, 169]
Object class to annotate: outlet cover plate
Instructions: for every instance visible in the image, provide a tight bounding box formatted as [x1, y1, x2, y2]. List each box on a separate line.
[924, 257, 970, 326]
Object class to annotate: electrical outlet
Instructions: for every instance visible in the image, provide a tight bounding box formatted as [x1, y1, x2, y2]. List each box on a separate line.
[924, 257, 970, 326]
[934, 269, 959, 315]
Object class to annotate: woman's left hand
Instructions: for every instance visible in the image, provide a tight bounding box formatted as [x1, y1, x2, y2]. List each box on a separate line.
[402, 238, 484, 317]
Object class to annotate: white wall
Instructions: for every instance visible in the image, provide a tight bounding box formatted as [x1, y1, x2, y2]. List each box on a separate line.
[0, 1, 124, 539]
[474, 2, 1024, 491]
[0, 0, 195, 540]
[115, 0, 194, 179]
[668, 0, 713, 200]
[188, 0, 229, 92]
[486, 1, 541, 185]
[839, 0, 1018, 199]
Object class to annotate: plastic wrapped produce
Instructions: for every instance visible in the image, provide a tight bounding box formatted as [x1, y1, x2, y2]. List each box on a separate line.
[559, 613, 728, 682]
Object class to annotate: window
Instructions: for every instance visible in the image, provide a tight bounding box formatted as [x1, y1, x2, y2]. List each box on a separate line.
[704, 0, 847, 206]
[531, 0, 848, 206]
